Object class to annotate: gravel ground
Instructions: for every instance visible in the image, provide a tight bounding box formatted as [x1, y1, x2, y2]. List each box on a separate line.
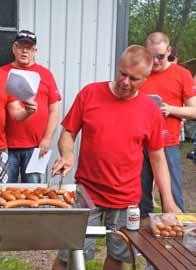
[0, 142, 195, 270]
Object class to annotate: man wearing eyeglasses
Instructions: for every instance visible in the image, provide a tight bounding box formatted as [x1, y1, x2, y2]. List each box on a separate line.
[0, 69, 37, 183]
[0, 30, 61, 183]
[139, 32, 196, 217]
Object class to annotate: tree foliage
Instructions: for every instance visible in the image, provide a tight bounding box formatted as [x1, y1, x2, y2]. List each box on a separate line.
[128, 0, 196, 62]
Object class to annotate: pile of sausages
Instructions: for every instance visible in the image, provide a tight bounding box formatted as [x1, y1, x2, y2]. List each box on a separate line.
[0, 187, 76, 208]
[150, 213, 184, 238]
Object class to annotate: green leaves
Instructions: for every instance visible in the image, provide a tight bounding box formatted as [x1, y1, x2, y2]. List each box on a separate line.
[128, 0, 196, 62]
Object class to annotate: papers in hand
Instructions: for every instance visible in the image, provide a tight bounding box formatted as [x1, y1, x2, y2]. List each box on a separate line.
[25, 148, 52, 174]
[6, 69, 40, 101]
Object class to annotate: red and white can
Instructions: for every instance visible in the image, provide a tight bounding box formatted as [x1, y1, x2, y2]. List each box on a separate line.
[126, 205, 140, 230]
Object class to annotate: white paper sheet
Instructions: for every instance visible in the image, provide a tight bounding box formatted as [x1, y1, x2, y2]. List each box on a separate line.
[25, 148, 52, 174]
[6, 69, 40, 101]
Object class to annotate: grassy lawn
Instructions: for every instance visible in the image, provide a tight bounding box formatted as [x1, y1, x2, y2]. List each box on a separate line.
[0, 257, 32, 270]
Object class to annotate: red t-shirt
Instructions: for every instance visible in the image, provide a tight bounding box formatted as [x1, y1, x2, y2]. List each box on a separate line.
[0, 70, 8, 149]
[62, 82, 164, 208]
[0, 63, 61, 148]
[140, 64, 195, 146]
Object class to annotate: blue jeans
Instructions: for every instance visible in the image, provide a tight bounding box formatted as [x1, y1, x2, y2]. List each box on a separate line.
[139, 146, 185, 216]
[58, 206, 133, 263]
[8, 148, 41, 183]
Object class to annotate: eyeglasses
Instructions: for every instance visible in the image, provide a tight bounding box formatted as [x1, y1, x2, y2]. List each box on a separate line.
[153, 53, 166, 60]
[15, 32, 37, 43]
[15, 43, 36, 51]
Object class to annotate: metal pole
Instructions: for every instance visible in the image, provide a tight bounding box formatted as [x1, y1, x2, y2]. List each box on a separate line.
[68, 250, 86, 270]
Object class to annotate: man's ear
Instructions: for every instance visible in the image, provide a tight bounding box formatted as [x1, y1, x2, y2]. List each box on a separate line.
[167, 46, 172, 54]
[12, 43, 16, 54]
[34, 47, 38, 54]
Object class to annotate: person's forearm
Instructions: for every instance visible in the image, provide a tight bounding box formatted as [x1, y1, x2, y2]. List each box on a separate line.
[42, 103, 59, 141]
[58, 129, 76, 157]
[167, 105, 196, 119]
[149, 150, 174, 203]
[42, 112, 58, 141]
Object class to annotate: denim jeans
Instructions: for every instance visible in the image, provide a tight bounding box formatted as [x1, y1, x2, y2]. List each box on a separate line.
[139, 146, 185, 217]
[8, 148, 41, 183]
[139, 149, 154, 217]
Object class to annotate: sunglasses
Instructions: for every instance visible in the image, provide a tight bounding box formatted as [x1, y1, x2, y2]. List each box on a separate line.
[153, 53, 166, 60]
[15, 32, 37, 43]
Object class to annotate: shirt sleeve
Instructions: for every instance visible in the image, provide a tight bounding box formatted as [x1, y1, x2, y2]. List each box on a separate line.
[61, 91, 84, 134]
[47, 71, 61, 104]
[145, 105, 165, 151]
[181, 68, 195, 100]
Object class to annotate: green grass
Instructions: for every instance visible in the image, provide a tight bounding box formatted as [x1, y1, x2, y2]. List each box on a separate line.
[0, 257, 32, 270]
[86, 260, 103, 270]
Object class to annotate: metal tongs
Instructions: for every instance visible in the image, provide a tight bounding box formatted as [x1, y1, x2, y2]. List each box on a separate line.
[48, 162, 67, 190]
[58, 172, 65, 190]
[48, 169, 66, 190]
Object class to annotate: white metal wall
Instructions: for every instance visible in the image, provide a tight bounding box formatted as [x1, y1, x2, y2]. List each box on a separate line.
[18, 0, 117, 183]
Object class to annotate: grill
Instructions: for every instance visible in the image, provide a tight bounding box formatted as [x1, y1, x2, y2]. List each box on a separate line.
[0, 183, 95, 251]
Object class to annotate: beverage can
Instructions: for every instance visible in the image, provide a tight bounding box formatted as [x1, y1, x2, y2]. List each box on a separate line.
[126, 205, 140, 230]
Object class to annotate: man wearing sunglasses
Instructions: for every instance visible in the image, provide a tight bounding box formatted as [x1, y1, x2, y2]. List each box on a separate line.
[139, 32, 196, 217]
[0, 30, 61, 183]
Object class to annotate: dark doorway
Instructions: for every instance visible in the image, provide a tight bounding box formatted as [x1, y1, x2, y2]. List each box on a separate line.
[0, 0, 18, 66]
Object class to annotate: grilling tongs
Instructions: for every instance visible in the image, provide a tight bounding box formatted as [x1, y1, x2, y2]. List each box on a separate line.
[58, 172, 65, 190]
[48, 167, 66, 190]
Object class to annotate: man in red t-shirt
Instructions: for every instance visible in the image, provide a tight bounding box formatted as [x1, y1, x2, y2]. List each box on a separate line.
[51, 45, 180, 270]
[0, 69, 37, 182]
[1, 30, 61, 183]
[139, 32, 196, 216]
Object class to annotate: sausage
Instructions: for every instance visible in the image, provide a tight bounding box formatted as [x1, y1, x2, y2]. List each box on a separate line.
[5, 187, 18, 193]
[22, 189, 40, 201]
[33, 188, 44, 199]
[160, 230, 170, 237]
[56, 189, 66, 195]
[1, 191, 16, 201]
[38, 199, 71, 208]
[47, 191, 60, 200]
[151, 225, 161, 236]
[63, 191, 75, 205]
[5, 199, 39, 208]
[0, 197, 6, 206]
[4, 188, 26, 199]
[25, 192, 39, 201]
[13, 191, 26, 200]
[41, 188, 54, 195]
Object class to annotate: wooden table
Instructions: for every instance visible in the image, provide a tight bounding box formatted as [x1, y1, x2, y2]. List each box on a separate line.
[121, 218, 196, 270]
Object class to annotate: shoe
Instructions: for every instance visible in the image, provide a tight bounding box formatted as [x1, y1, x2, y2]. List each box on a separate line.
[52, 257, 67, 270]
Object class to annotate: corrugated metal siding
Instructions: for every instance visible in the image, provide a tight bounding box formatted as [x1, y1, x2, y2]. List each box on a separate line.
[18, 0, 117, 183]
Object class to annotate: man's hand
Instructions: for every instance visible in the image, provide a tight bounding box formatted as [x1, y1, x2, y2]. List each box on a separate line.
[52, 154, 74, 176]
[160, 102, 172, 117]
[23, 100, 38, 115]
[162, 201, 182, 214]
[39, 138, 51, 157]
